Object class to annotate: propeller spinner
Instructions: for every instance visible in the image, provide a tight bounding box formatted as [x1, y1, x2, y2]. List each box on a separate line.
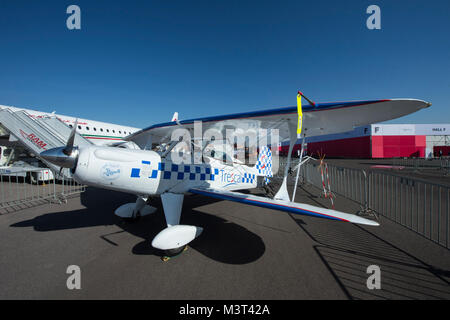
[40, 120, 79, 170]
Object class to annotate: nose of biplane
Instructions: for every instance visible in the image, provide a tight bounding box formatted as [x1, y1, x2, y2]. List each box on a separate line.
[40, 146, 79, 169]
[40, 119, 80, 170]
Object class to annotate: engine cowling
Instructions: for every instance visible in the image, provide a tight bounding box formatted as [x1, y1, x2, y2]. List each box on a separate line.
[73, 146, 162, 196]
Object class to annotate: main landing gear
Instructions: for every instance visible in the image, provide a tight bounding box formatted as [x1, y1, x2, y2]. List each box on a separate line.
[114, 193, 203, 261]
[152, 193, 203, 261]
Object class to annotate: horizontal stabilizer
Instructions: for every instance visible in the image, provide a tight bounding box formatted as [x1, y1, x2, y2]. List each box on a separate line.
[190, 188, 379, 226]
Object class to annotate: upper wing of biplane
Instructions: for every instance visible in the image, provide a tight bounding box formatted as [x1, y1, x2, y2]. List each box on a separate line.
[125, 99, 430, 149]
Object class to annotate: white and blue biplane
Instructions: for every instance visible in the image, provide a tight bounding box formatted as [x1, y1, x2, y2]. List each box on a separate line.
[41, 98, 430, 257]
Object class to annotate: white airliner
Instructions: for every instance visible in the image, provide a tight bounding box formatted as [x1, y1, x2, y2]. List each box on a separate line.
[0, 105, 141, 145]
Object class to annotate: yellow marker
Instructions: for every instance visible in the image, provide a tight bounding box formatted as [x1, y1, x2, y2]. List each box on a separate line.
[297, 93, 303, 134]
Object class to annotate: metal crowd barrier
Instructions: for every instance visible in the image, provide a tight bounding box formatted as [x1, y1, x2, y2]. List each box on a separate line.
[0, 169, 85, 214]
[367, 172, 449, 249]
[275, 157, 450, 249]
[392, 157, 450, 173]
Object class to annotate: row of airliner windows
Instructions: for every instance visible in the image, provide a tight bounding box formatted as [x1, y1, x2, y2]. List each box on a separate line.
[68, 124, 132, 135]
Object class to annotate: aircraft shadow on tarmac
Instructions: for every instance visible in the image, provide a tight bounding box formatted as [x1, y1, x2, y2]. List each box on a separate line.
[290, 187, 450, 300]
[11, 187, 265, 265]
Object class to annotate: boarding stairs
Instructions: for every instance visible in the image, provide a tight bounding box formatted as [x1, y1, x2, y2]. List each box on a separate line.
[0, 108, 91, 178]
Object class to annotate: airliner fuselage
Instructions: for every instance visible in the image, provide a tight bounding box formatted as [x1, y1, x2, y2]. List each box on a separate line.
[0, 105, 140, 145]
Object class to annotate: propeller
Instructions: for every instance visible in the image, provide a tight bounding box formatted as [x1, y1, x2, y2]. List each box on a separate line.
[40, 120, 80, 172]
[63, 119, 77, 155]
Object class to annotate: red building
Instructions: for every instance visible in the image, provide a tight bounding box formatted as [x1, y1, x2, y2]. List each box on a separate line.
[280, 124, 449, 159]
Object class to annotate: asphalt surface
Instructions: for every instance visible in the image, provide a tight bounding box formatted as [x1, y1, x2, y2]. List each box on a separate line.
[0, 183, 449, 300]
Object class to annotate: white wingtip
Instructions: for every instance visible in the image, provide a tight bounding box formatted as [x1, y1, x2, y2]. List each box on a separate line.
[349, 215, 380, 226]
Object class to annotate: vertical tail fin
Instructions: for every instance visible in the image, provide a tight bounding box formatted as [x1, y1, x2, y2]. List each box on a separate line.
[255, 146, 273, 184]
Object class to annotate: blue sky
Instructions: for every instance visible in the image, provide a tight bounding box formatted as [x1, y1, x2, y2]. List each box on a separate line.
[0, 0, 449, 128]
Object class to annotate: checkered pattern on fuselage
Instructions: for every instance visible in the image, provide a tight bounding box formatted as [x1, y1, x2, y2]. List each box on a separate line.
[242, 173, 256, 184]
[158, 162, 218, 181]
[130, 160, 218, 182]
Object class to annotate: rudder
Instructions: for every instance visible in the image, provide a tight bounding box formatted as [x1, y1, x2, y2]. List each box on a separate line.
[255, 146, 273, 184]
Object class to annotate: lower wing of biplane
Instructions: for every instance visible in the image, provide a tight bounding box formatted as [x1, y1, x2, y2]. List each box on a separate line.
[190, 188, 379, 226]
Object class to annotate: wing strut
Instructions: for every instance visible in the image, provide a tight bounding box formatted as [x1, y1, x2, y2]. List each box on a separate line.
[274, 90, 312, 202]
[292, 133, 306, 201]
[274, 120, 296, 202]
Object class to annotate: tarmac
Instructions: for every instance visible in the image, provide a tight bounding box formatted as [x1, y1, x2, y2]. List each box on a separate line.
[0, 182, 449, 300]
